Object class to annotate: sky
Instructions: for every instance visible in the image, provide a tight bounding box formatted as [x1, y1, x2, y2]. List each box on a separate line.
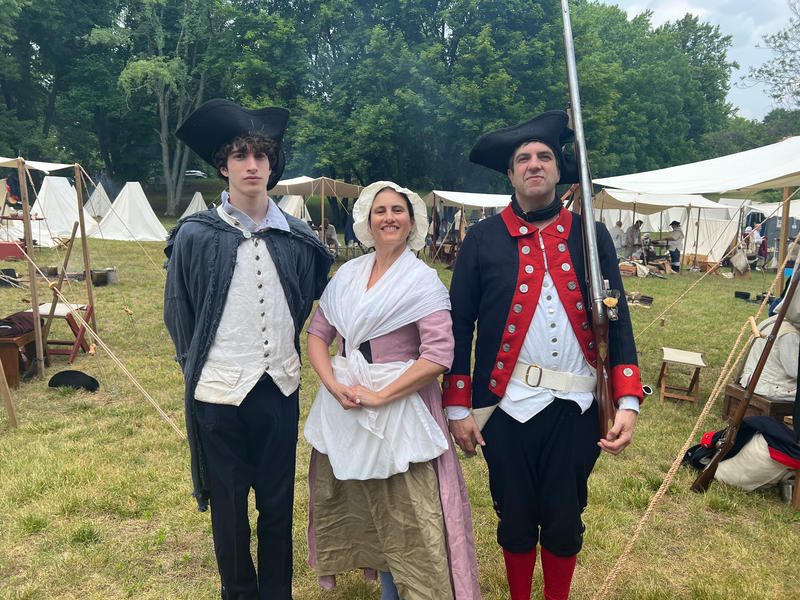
[608, 0, 794, 121]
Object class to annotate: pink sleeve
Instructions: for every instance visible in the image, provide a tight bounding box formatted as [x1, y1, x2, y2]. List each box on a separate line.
[417, 309, 454, 370]
[307, 305, 337, 346]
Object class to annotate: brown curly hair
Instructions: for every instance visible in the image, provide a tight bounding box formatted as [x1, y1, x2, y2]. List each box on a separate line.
[212, 133, 279, 182]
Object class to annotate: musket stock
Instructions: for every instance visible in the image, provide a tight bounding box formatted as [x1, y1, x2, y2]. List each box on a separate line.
[691, 267, 800, 492]
[560, 0, 617, 437]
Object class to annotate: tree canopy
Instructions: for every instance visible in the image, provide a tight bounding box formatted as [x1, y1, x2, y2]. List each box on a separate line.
[0, 0, 792, 215]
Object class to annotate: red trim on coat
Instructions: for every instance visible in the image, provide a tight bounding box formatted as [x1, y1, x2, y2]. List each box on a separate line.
[768, 447, 800, 469]
[610, 364, 643, 402]
[442, 374, 472, 407]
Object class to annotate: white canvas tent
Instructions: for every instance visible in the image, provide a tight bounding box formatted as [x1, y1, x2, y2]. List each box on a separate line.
[2, 176, 99, 247]
[268, 175, 363, 199]
[278, 195, 311, 221]
[594, 136, 800, 195]
[92, 182, 168, 241]
[85, 183, 113, 218]
[422, 190, 511, 209]
[180, 191, 207, 219]
[593, 189, 738, 263]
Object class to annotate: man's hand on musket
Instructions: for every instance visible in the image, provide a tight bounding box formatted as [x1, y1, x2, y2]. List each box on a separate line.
[598, 409, 637, 455]
[448, 415, 485, 457]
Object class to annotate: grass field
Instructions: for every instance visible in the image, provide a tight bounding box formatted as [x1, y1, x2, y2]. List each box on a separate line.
[0, 234, 797, 600]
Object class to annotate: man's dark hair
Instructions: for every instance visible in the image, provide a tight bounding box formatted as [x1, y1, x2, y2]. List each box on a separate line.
[212, 133, 279, 182]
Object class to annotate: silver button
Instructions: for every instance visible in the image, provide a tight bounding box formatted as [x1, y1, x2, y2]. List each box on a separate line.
[513, 304, 523, 313]
[552, 351, 559, 357]
[519, 284, 528, 293]
[623, 368, 633, 377]
[508, 324, 517, 333]
[576, 302, 584, 311]
[543, 281, 550, 288]
[502, 343, 510, 352]
[525, 265, 534, 274]
[519, 226, 529, 234]
[243, 230, 251, 239]
[588, 341, 595, 349]
[568, 281, 576, 290]
[490, 379, 497, 388]
[521, 245, 531, 255]
[443, 381, 450, 389]
[457, 380, 466, 389]
[546, 295, 552, 301]
[551, 338, 557, 343]
[582, 321, 589, 330]
[557, 225, 565, 233]
[497, 361, 504, 370]
[548, 308, 555, 314]
[550, 322, 556, 328]
[561, 263, 571, 272]
[558, 243, 566, 252]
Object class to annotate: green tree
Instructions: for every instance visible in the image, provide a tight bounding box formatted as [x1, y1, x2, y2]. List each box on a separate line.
[747, 0, 800, 110]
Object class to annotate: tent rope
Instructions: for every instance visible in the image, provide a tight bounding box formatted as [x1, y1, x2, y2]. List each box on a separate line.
[594, 229, 800, 600]
[15, 244, 185, 440]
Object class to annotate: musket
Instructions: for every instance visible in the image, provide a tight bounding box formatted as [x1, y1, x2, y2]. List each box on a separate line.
[691, 265, 800, 492]
[560, 0, 618, 437]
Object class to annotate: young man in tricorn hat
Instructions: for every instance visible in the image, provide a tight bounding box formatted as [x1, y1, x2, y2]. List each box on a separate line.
[443, 111, 643, 600]
[164, 99, 332, 599]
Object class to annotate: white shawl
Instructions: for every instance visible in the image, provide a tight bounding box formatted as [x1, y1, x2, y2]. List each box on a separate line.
[304, 249, 451, 480]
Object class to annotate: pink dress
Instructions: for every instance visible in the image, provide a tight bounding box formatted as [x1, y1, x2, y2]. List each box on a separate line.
[306, 307, 481, 600]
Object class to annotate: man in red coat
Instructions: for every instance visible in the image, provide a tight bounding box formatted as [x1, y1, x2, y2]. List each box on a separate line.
[445, 111, 643, 600]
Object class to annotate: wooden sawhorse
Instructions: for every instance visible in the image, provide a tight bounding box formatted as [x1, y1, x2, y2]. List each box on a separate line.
[657, 347, 706, 406]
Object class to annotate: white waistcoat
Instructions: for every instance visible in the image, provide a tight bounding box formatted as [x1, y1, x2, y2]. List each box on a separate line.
[194, 209, 300, 405]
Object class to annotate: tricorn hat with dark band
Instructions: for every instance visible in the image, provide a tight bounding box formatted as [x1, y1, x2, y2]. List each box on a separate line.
[176, 99, 290, 190]
[469, 110, 579, 184]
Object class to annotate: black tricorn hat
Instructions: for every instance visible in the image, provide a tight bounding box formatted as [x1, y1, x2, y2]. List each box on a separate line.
[670, 220, 681, 227]
[176, 99, 290, 189]
[48, 370, 99, 392]
[469, 110, 579, 184]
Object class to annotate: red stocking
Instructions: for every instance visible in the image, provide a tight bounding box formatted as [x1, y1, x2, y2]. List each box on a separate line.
[540, 547, 577, 600]
[503, 547, 537, 600]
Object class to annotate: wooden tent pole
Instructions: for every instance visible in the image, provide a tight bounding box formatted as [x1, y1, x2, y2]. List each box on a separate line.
[18, 158, 44, 377]
[319, 179, 325, 243]
[680, 207, 690, 269]
[430, 195, 438, 259]
[0, 357, 17, 428]
[75, 165, 97, 332]
[778, 187, 792, 295]
[693, 207, 700, 268]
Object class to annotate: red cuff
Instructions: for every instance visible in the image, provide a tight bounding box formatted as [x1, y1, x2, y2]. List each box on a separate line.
[611, 364, 643, 404]
[442, 374, 471, 407]
[701, 430, 716, 448]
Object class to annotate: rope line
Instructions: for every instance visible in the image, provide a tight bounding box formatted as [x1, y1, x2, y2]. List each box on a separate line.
[593, 229, 800, 600]
[15, 244, 185, 440]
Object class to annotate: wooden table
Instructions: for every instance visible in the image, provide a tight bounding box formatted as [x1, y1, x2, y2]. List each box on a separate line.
[0, 330, 36, 389]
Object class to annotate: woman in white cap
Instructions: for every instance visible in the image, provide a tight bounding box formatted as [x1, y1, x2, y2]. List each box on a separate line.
[303, 181, 481, 600]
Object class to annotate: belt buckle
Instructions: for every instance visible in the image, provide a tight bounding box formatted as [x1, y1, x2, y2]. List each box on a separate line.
[525, 364, 543, 387]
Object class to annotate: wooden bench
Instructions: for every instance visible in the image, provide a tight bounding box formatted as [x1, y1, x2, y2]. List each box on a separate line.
[0, 330, 36, 389]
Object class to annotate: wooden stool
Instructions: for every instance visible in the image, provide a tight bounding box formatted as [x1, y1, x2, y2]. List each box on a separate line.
[657, 347, 706, 406]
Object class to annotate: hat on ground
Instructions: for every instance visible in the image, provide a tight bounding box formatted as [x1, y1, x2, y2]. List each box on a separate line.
[670, 220, 681, 227]
[48, 370, 99, 392]
[352, 181, 428, 251]
[176, 99, 289, 189]
[469, 110, 579, 184]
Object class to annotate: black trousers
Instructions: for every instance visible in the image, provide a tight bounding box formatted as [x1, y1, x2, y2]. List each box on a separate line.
[194, 376, 299, 600]
[481, 399, 601, 557]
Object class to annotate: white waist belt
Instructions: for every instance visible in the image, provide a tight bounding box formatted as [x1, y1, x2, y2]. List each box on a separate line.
[511, 362, 596, 393]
